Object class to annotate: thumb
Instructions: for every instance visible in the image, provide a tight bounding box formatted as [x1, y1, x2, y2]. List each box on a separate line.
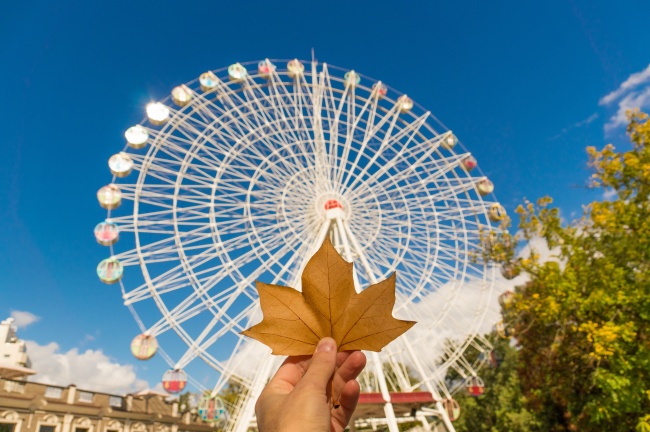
[296, 337, 337, 391]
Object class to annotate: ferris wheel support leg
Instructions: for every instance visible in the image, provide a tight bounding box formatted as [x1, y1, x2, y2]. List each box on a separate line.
[340, 220, 456, 432]
[416, 411, 432, 432]
[232, 355, 276, 432]
[434, 400, 456, 432]
[234, 220, 334, 432]
[401, 322, 456, 432]
[334, 218, 399, 432]
[371, 352, 400, 432]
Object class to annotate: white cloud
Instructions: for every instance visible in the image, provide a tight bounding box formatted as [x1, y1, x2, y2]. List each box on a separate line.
[600, 63, 650, 105]
[600, 63, 650, 131]
[26, 340, 149, 394]
[516, 234, 562, 266]
[219, 238, 560, 394]
[605, 86, 650, 131]
[10, 310, 40, 328]
[602, 188, 617, 200]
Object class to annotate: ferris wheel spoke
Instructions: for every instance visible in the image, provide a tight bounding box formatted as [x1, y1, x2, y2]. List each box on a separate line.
[204, 80, 299, 161]
[147, 138, 230, 180]
[163, 107, 239, 153]
[261, 80, 304, 153]
[350, 146, 445, 202]
[340, 101, 404, 194]
[310, 70, 333, 190]
[242, 223, 311, 281]
[125, 224, 293, 305]
[320, 64, 352, 182]
[110, 205, 211, 233]
[349, 152, 465, 207]
[294, 70, 317, 139]
[430, 201, 492, 221]
[112, 226, 212, 264]
[341, 110, 429, 197]
[134, 149, 222, 186]
[174, 299, 263, 370]
[336, 85, 388, 187]
[426, 177, 483, 202]
[147, 284, 240, 335]
[138, 163, 217, 188]
[121, 192, 213, 209]
[167, 108, 285, 178]
[121, 183, 214, 198]
[363, 241, 460, 291]
[267, 69, 315, 165]
[131, 239, 237, 294]
[129, 152, 219, 179]
[196, 79, 267, 133]
[115, 241, 213, 267]
[240, 79, 314, 174]
[393, 254, 456, 291]
[373, 211, 480, 243]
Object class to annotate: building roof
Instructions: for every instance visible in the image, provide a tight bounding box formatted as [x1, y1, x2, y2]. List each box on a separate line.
[133, 388, 172, 398]
[0, 363, 36, 379]
[0, 378, 214, 432]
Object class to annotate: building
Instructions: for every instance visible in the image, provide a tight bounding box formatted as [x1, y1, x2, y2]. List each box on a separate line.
[0, 318, 35, 381]
[0, 319, 215, 432]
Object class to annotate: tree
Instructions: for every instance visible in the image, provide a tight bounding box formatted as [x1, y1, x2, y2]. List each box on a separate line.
[490, 111, 650, 431]
[441, 335, 539, 432]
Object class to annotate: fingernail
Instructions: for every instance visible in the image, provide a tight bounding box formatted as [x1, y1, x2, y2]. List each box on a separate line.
[316, 338, 335, 353]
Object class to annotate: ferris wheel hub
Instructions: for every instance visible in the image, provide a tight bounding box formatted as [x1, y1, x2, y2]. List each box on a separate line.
[314, 193, 350, 220]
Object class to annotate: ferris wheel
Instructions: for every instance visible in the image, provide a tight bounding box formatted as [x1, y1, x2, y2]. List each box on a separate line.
[95, 58, 507, 432]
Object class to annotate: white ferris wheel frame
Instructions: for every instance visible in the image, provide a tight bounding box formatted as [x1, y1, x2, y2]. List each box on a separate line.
[102, 58, 504, 432]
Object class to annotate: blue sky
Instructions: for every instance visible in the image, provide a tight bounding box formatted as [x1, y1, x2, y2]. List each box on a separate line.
[1, 0, 650, 393]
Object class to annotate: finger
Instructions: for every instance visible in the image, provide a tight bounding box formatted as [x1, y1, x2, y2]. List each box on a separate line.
[331, 379, 361, 432]
[295, 337, 337, 392]
[332, 351, 366, 404]
[269, 355, 311, 390]
[336, 351, 366, 382]
[336, 350, 352, 367]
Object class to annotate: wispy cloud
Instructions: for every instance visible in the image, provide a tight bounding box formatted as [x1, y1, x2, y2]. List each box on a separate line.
[550, 112, 599, 140]
[10, 310, 40, 328]
[600, 64, 650, 105]
[600, 63, 650, 131]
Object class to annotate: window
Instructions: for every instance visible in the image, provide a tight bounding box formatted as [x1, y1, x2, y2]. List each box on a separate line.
[44, 387, 63, 399]
[75, 428, 89, 432]
[78, 391, 94, 403]
[0, 424, 16, 432]
[39, 426, 55, 432]
[4, 380, 25, 393]
[109, 396, 122, 408]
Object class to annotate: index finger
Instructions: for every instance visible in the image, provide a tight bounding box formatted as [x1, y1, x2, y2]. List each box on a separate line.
[271, 350, 356, 389]
[269, 355, 311, 390]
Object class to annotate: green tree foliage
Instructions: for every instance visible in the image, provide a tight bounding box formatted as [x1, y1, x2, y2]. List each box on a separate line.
[491, 111, 650, 431]
[178, 391, 197, 413]
[442, 336, 538, 432]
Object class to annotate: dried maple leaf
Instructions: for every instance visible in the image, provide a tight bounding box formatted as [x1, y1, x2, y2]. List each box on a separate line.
[241, 238, 416, 355]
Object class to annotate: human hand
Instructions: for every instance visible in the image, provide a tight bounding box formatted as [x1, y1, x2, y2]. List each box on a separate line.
[255, 337, 367, 432]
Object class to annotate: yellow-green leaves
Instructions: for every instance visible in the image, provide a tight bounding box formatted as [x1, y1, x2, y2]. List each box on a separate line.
[478, 110, 650, 430]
